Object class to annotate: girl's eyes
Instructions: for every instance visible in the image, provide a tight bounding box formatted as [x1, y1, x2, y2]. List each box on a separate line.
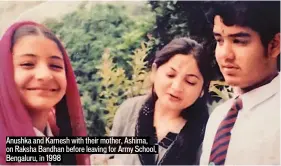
[50, 64, 64, 69]
[20, 62, 34, 69]
[19, 63, 64, 70]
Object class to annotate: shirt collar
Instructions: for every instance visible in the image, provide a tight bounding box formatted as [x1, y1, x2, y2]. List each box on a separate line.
[33, 123, 54, 137]
[236, 73, 280, 111]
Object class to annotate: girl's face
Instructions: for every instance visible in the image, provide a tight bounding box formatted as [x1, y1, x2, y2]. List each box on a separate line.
[13, 35, 67, 112]
[151, 54, 204, 111]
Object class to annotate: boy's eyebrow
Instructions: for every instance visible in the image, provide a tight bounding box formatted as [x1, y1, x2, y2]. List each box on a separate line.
[229, 32, 251, 38]
[213, 32, 251, 38]
[213, 32, 221, 37]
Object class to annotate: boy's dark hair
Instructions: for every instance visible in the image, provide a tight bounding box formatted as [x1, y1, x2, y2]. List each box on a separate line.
[205, 1, 280, 70]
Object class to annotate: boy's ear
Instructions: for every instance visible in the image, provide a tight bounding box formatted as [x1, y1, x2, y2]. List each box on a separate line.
[268, 33, 280, 59]
[150, 63, 157, 83]
[200, 91, 204, 98]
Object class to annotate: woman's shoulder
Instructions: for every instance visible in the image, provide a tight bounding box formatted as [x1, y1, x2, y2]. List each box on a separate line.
[110, 94, 151, 136]
[116, 94, 150, 115]
[122, 94, 150, 107]
[114, 94, 149, 120]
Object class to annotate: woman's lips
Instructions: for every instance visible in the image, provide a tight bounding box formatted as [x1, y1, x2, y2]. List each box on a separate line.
[168, 93, 181, 101]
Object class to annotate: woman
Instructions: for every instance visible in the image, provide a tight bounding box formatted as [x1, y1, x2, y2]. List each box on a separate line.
[0, 21, 90, 165]
[105, 37, 212, 165]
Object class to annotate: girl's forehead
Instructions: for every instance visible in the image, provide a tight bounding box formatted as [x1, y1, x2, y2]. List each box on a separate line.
[13, 35, 63, 58]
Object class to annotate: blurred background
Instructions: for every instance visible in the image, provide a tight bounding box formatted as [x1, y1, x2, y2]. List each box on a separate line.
[1, 0, 234, 136]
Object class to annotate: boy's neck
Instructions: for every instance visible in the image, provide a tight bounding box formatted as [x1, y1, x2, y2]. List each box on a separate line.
[238, 71, 278, 94]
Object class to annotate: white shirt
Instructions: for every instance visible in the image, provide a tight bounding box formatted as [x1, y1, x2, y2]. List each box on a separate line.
[33, 123, 54, 137]
[200, 74, 280, 165]
[33, 123, 53, 165]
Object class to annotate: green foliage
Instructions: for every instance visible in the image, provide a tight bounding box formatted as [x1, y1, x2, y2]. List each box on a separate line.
[148, 1, 213, 45]
[209, 81, 234, 101]
[208, 81, 234, 114]
[96, 41, 153, 135]
[147, 1, 218, 77]
[44, 2, 155, 136]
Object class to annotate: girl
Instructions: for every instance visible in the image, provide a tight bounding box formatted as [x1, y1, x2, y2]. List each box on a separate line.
[0, 21, 90, 165]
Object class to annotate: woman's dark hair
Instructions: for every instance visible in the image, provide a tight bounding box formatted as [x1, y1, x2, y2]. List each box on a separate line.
[153, 37, 212, 93]
[152, 37, 211, 163]
[205, 1, 280, 70]
[11, 25, 76, 165]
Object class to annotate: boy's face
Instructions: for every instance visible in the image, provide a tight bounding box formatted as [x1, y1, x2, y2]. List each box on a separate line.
[213, 15, 277, 89]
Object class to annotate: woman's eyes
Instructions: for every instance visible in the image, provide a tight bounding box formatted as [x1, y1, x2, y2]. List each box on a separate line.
[185, 80, 196, 85]
[166, 73, 197, 85]
[166, 74, 175, 78]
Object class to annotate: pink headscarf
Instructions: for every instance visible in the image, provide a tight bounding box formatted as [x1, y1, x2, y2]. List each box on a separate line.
[0, 21, 90, 165]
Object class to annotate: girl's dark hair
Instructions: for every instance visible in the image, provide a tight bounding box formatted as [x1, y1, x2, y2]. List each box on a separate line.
[12, 25, 65, 54]
[152, 37, 211, 163]
[11, 25, 76, 165]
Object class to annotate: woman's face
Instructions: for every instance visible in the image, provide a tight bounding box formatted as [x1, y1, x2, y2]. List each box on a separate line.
[13, 35, 67, 112]
[151, 54, 204, 111]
